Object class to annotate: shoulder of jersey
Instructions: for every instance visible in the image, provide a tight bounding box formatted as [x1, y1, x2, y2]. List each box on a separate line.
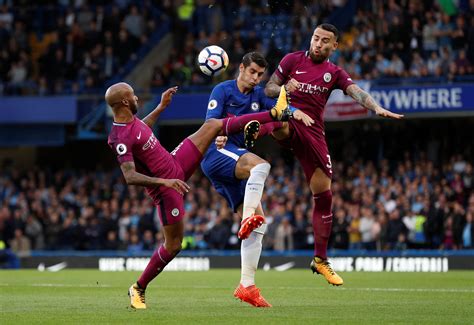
[217, 80, 234, 88]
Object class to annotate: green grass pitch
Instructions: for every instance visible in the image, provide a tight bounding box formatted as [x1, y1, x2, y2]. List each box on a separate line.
[1, 270, 473, 324]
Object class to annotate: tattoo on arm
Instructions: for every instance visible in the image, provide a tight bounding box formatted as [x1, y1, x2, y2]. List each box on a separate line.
[264, 73, 284, 97]
[347, 84, 379, 112]
[120, 161, 161, 187]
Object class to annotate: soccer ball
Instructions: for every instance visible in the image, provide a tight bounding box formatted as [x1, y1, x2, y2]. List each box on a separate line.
[197, 45, 229, 76]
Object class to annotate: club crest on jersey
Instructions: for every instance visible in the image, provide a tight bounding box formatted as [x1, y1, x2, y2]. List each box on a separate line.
[116, 143, 127, 155]
[323, 72, 332, 83]
[171, 208, 180, 217]
[251, 102, 259, 111]
[208, 99, 217, 110]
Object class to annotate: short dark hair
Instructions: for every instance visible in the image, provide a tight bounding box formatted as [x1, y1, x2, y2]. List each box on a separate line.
[242, 52, 268, 69]
[317, 23, 339, 41]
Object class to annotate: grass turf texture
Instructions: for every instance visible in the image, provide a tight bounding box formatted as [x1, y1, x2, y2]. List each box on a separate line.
[1, 270, 473, 324]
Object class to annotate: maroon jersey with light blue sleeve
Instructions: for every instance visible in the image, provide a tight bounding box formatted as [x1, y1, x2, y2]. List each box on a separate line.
[274, 51, 354, 180]
[108, 116, 202, 225]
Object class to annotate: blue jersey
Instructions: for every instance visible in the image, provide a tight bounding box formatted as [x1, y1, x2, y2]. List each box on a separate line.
[205, 79, 275, 147]
[201, 79, 275, 212]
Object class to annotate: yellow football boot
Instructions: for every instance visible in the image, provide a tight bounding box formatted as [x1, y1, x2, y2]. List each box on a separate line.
[128, 282, 146, 309]
[310, 257, 344, 286]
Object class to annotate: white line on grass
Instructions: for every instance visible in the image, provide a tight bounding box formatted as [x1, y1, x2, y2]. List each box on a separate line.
[0, 283, 472, 293]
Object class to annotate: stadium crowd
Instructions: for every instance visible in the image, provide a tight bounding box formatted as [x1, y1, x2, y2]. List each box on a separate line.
[1, 0, 473, 95]
[153, 0, 474, 88]
[0, 152, 473, 255]
[0, 0, 163, 95]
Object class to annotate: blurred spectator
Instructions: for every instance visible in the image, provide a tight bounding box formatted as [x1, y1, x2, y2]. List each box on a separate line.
[330, 209, 349, 249]
[9, 229, 30, 257]
[274, 217, 294, 251]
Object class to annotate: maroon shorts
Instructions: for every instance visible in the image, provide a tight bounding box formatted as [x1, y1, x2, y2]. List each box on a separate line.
[149, 138, 202, 225]
[277, 120, 333, 182]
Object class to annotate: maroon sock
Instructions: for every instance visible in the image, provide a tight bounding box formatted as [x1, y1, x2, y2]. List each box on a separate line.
[312, 190, 333, 259]
[137, 245, 175, 289]
[221, 112, 273, 135]
[258, 121, 283, 138]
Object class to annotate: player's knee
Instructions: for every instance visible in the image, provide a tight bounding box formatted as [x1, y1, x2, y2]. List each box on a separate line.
[251, 162, 271, 178]
[165, 239, 182, 255]
[203, 118, 221, 134]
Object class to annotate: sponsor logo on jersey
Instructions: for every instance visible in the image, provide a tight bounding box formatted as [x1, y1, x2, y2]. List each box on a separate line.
[142, 134, 158, 151]
[251, 102, 259, 111]
[298, 82, 329, 94]
[208, 99, 218, 110]
[171, 208, 180, 217]
[324, 72, 332, 82]
[116, 143, 127, 155]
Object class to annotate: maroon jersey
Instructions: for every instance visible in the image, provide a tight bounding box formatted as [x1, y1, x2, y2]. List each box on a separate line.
[108, 117, 202, 225]
[108, 117, 180, 180]
[275, 51, 354, 134]
[275, 51, 354, 180]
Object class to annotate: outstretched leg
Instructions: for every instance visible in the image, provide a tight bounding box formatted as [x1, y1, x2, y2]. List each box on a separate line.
[188, 86, 290, 155]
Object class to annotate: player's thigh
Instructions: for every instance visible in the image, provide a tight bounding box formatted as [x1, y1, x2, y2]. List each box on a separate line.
[187, 119, 221, 154]
[235, 152, 268, 179]
[310, 167, 331, 194]
[271, 122, 291, 140]
[216, 181, 246, 213]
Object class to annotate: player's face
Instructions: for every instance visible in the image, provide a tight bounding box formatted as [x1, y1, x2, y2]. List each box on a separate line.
[239, 62, 265, 89]
[309, 28, 338, 63]
[125, 89, 139, 114]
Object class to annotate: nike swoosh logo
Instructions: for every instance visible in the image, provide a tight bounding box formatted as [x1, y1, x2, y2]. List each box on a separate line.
[37, 262, 68, 272]
[229, 103, 239, 107]
[137, 132, 141, 140]
[274, 262, 295, 271]
[295, 70, 307, 74]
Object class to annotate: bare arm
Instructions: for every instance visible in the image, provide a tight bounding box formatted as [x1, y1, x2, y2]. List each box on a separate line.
[120, 161, 190, 194]
[264, 73, 284, 97]
[346, 84, 404, 119]
[142, 86, 178, 128]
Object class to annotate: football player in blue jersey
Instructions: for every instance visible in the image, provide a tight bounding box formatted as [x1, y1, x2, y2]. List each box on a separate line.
[201, 52, 313, 307]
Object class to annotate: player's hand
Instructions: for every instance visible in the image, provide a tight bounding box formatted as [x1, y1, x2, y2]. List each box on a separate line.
[293, 109, 314, 126]
[162, 178, 190, 195]
[375, 106, 404, 119]
[285, 78, 300, 93]
[215, 136, 227, 149]
[160, 86, 178, 108]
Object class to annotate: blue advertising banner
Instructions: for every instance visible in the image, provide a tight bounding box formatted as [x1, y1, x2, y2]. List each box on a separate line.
[0, 96, 77, 123]
[157, 93, 209, 121]
[369, 84, 474, 114]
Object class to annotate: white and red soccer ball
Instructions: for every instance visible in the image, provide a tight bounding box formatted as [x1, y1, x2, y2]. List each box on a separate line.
[197, 45, 229, 77]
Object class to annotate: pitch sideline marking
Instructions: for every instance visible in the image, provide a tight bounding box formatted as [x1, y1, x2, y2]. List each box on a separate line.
[0, 283, 472, 293]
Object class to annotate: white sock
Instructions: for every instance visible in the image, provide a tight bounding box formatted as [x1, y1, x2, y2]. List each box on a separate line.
[242, 163, 270, 220]
[240, 230, 263, 287]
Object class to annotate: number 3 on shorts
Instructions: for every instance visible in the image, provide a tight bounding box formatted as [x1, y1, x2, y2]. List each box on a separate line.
[326, 154, 332, 170]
